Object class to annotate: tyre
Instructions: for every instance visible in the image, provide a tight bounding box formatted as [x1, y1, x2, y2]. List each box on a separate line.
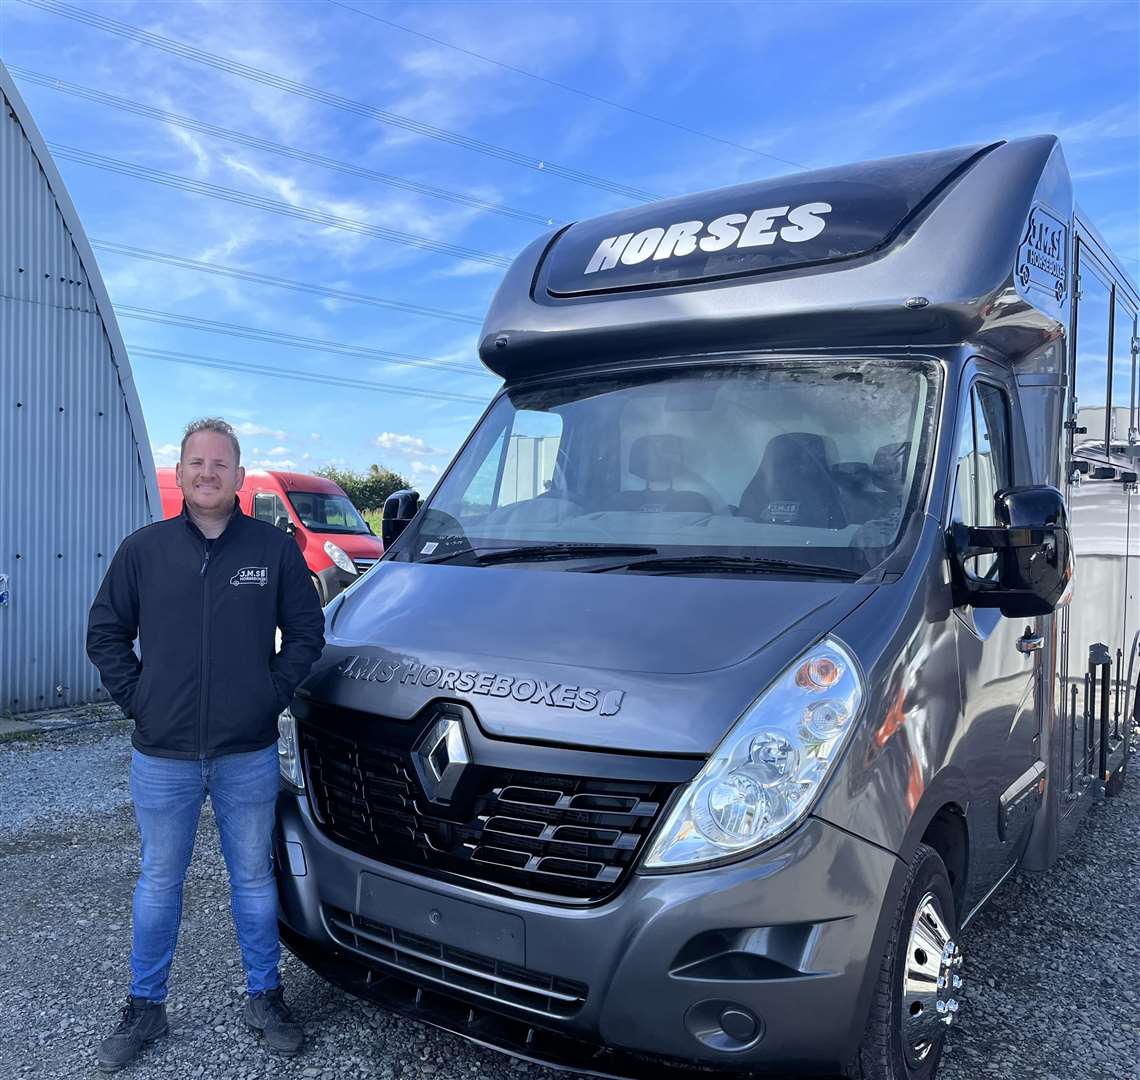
[311, 573, 326, 606]
[848, 843, 962, 1080]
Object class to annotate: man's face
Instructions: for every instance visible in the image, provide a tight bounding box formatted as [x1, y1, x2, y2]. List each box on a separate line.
[176, 431, 245, 515]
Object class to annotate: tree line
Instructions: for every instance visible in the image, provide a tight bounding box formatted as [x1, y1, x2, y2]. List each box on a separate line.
[313, 464, 410, 511]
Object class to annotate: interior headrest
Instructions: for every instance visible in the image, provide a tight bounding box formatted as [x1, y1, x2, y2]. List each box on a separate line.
[762, 432, 835, 467]
[872, 441, 911, 492]
[832, 461, 874, 489]
[629, 434, 685, 484]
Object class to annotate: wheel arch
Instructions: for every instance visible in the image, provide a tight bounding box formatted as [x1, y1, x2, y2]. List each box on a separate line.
[917, 804, 969, 918]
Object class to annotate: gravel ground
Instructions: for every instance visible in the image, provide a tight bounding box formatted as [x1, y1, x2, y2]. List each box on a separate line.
[0, 717, 1136, 1080]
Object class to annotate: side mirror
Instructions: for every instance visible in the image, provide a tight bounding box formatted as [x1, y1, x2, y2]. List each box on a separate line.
[274, 515, 296, 535]
[382, 489, 420, 549]
[948, 485, 1072, 617]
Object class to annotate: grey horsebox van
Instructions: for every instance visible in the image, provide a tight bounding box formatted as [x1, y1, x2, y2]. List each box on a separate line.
[272, 137, 1138, 1080]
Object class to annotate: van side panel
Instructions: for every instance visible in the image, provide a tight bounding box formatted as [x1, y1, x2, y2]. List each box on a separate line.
[812, 518, 966, 861]
[1055, 230, 1137, 837]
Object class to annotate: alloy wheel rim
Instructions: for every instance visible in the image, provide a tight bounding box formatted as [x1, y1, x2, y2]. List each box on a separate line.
[901, 891, 963, 1069]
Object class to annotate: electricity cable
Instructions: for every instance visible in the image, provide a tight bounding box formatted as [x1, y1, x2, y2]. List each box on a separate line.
[10, 66, 559, 227]
[21, 0, 661, 202]
[48, 143, 512, 268]
[114, 304, 492, 377]
[128, 346, 494, 404]
[327, 0, 809, 171]
[90, 240, 483, 326]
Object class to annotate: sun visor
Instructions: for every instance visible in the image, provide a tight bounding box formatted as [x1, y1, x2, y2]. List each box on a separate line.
[541, 144, 997, 298]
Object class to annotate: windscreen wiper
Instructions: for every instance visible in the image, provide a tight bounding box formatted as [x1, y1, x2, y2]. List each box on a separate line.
[589, 554, 863, 579]
[421, 542, 659, 566]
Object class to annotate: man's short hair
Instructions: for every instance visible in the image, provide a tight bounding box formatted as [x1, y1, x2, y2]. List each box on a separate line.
[180, 418, 242, 466]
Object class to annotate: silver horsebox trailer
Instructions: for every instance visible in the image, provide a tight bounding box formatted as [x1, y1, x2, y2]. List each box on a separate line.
[271, 138, 1137, 1080]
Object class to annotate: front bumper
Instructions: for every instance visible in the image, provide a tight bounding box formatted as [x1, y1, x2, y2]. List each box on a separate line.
[275, 790, 905, 1076]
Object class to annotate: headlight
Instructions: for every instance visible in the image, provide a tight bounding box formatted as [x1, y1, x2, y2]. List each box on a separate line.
[323, 540, 356, 574]
[277, 708, 304, 789]
[643, 637, 863, 870]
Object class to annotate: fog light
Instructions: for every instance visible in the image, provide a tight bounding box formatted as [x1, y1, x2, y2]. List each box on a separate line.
[684, 999, 765, 1052]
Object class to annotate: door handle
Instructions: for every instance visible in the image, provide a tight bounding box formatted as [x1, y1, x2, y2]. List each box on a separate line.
[1016, 631, 1044, 654]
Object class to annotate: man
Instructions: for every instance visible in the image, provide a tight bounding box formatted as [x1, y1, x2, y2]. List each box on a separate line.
[87, 418, 325, 1072]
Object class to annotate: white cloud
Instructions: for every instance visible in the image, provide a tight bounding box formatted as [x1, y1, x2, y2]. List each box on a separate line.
[253, 457, 299, 470]
[166, 124, 211, 175]
[151, 442, 182, 466]
[439, 259, 505, 278]
[409, 461, 443, 479]
[376, 431, 446, 456]
[268, 445, 290, 455]
[234, 421, 287, 439]
[310, 433, 321, 441]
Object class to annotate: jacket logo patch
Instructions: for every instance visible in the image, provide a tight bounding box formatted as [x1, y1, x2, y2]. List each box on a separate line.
[230, 566, 268, 587]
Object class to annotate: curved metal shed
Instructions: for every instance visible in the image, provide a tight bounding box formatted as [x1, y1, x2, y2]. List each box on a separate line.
[0, 61, 158, 714]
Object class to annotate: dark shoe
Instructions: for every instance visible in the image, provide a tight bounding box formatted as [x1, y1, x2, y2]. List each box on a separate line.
[244, 986, 304, 1056]
[96, 995, 168, 1072]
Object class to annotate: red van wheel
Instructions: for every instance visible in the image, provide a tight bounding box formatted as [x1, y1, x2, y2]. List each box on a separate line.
[310, 573, 326, 606]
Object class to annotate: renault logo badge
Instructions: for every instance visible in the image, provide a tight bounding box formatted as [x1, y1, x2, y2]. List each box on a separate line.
[412, 713, 470, 805]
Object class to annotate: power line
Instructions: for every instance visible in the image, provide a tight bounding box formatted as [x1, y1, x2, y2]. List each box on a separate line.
[328, 0, 809, 172]
[129, 346, 493, 404]
[49, 143, 512, 268]
[115, 304, 493, 378]
[90, 240, 483, 326]
[11, 65, 559, 228]
[21, 0, 661, 203]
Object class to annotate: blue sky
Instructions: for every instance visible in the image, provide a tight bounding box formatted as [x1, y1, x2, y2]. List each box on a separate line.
[2, 0, 1137, 490]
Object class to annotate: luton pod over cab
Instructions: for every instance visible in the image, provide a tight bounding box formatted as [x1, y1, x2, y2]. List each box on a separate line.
[272, 138, 1137, 1080]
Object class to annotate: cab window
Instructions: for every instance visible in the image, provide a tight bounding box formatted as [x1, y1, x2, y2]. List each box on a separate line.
[951, 382, 1012, 580]
[254, 492, 290, 529]
[253, 493, 278, 524]
[1111, 294, 1138, 454]
[1073, 245, 1112, 459]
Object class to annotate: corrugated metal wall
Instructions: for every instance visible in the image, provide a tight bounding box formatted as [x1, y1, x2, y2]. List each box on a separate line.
[1, 78, 156, 714]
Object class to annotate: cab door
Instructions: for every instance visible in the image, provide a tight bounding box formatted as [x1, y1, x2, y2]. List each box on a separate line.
[949, 369, 1041, 911]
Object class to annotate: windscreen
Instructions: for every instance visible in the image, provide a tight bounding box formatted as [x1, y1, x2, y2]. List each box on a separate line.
[286, 491, 370, 534]
[396, 360, 938, 577]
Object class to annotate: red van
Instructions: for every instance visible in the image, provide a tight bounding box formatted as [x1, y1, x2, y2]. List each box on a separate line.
[157, 467, 384, 603]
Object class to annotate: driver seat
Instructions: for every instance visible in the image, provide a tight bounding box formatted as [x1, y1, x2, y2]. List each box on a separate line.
[612, 434, 713, 514]
[739, 432, 847, 528]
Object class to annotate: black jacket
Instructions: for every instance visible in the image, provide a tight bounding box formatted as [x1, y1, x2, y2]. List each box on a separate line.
[87, 501, 325, 759]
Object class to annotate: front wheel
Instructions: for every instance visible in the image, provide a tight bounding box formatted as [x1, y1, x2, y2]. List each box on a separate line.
[848, 843, 963, 1080]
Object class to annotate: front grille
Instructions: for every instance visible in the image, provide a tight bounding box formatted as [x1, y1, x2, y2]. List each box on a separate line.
[324, 906, 587, 1019]
[301, 724, 674, 902]
[353, 558, 378, 574]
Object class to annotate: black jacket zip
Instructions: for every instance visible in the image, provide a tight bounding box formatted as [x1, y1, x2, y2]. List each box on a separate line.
[198, 536, 211, 759]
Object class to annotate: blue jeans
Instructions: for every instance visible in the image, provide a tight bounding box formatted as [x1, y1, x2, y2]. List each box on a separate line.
[129, 745, 281, 1001]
